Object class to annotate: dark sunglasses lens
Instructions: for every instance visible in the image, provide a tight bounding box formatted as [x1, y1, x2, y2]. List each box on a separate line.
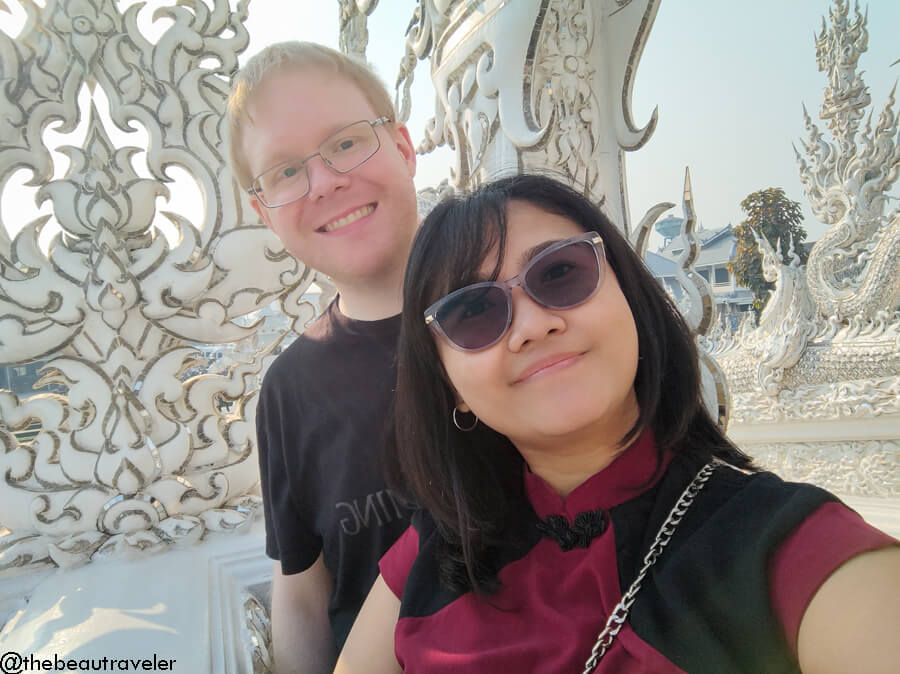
[436, 285, 509, 350]
[525, 241, 600, 309]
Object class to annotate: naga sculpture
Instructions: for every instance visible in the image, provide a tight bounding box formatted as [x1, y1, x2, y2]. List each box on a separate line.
[738, 232, 818, 394]
[711, 0, 899, 502]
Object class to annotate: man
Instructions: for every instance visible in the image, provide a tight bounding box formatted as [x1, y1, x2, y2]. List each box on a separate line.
[226, 42, 419, 672]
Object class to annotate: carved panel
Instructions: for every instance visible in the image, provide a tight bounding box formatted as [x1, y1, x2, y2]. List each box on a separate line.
[729, 377, 900, 425]
[397, 0, 660, 231]
[750, 441, 899, 498]
[0, 0, 317, 572]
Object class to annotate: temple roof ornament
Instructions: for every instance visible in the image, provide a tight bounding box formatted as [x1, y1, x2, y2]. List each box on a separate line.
[797, 0, 899, 322]
[709, 0, 899, 504]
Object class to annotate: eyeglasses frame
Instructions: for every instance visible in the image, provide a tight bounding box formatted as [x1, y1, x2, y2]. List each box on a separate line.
[247, 116, 392, 208]
[424, 231, 606, 352]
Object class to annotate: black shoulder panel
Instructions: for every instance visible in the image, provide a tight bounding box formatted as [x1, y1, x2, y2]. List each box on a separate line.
[398, 507, 543, 619]
[612, 457, 836, 673]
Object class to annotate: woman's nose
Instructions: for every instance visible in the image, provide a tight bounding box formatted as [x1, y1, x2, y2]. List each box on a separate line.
[505, 288, 566, 352]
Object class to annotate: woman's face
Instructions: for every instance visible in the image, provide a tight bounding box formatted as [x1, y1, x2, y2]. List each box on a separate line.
[436, 200, 640, 450]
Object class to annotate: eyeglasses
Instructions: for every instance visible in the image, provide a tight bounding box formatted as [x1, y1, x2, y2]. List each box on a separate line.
[248, 117, 391, 208]
[424, 232, 606, 351]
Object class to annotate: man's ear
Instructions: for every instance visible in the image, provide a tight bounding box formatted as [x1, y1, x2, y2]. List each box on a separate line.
[391, 122, 417, 177]
[250, 197, 273, 229]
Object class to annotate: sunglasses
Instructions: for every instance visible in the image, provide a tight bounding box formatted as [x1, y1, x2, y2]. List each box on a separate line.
[424, 232, 606, 351]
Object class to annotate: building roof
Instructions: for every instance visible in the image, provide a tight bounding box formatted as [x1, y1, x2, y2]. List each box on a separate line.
[657, 223, 737, 268]
[644, 250, 678, 277]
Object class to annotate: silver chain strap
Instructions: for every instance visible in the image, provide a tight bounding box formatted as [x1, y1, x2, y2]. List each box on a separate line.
[581, 461, 717, 674]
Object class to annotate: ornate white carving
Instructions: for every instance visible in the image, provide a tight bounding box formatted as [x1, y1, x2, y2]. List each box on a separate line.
[534, 1, 605, 192]
[416, 180, 456, 219]
[750, 440, 899, 498]
[339, 0, 379, 61]
[798, 0, 900, 323]
[630, 169, 728, 427]
[708, 0, 899, 440]
[737, 232, 818, 394]
[245, 592, 274, 674]
[0, 0, 316, 572]
[396, 0, 660, 232]
[729, 378, 900, 425]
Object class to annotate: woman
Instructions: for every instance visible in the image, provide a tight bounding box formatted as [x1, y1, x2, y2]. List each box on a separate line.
[335, 175, 898, 673]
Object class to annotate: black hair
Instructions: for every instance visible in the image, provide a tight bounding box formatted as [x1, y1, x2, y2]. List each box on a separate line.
[386, 174, 752, 595]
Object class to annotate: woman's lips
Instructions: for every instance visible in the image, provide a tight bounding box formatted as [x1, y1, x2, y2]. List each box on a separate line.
[514, 352, 584, 383]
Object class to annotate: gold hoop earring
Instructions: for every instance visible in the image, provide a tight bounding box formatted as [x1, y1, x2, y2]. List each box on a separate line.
[452, 406, 478, 432]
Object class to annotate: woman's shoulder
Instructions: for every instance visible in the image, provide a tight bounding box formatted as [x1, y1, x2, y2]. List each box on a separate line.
[628, 458, 844, 575]
[623, 459, 883, 672]
[715, 461, 830, 490]
[698, 463, 839, 536]
[665, 455, 839, 520]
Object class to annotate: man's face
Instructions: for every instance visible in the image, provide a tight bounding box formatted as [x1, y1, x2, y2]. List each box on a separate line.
[241, 68, 418, 287]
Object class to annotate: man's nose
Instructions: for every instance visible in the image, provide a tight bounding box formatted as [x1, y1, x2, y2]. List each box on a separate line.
[305, 155, 351, 200]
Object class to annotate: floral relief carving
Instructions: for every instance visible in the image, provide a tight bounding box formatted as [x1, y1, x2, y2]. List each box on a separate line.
[534, 1, 602, 194]
[728, 377, 900, 425]
[398, 0, 659, 230]
[0, 0, 319, 572]
[750, 441, 899, 498]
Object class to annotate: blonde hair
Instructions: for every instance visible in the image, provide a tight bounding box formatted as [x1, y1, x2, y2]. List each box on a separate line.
[226, 41, 396, 189]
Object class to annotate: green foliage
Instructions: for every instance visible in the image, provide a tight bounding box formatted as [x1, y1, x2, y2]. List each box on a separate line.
[727, 188, 807, 310]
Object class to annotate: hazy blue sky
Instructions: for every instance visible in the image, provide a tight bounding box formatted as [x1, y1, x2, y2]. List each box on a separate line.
[241, 0, 900, 244]
[1, 1, 896, 247]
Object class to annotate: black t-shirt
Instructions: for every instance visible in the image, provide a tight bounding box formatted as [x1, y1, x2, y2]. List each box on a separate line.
[256, 300, 412, 651]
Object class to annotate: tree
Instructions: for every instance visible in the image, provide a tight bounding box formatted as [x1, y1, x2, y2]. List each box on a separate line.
[727, 188, 807, 310]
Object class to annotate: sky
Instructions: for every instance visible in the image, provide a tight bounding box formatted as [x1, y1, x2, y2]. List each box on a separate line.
[1, 0, 898, 249]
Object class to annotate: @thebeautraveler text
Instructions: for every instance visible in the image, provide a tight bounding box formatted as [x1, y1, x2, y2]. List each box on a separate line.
[1, 651, 177, 673]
